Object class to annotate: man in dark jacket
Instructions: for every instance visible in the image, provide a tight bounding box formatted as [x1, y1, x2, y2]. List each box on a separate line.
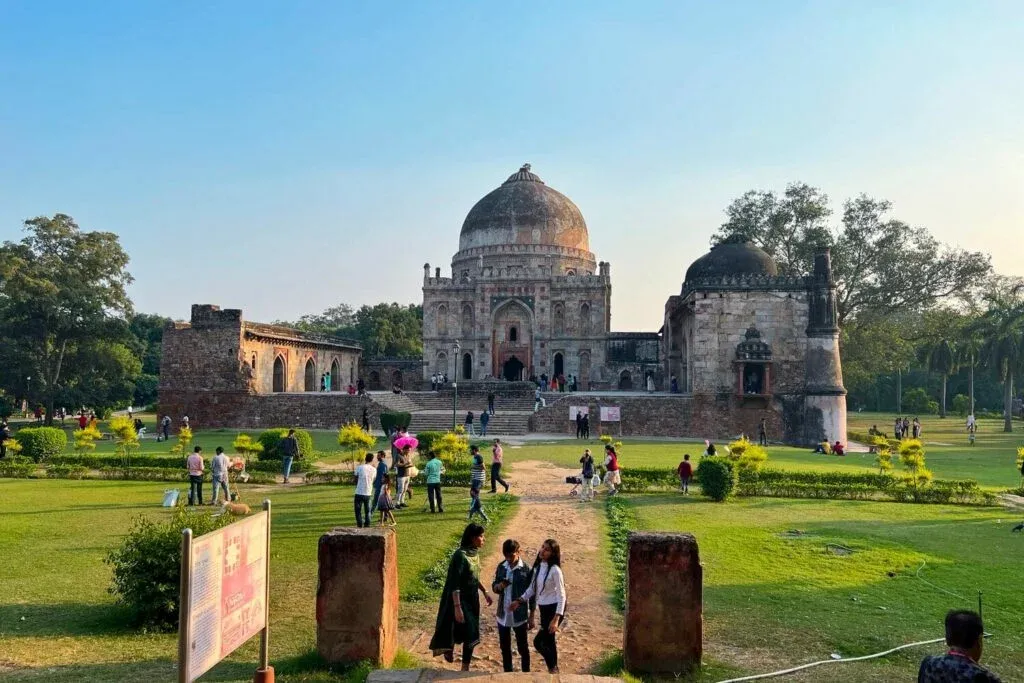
[492, 539, 535, 672]
[280, 429, 299, 484]
[918, 610, 1002, 682]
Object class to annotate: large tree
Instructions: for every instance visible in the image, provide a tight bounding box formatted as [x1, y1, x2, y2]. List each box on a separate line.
[126, 313, 172, 407]
[277, 302, 423, 359]
[966, 283, 1024, 432]
[0, 215, 134, 423]
[712, 184, 992, 325]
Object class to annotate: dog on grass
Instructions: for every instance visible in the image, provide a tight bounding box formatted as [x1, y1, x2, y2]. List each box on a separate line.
[222, 501, 251, 516]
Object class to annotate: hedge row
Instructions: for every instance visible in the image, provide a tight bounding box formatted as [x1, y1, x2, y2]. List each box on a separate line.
[48, 453, 307, 474]
[0, 463, 275, 484]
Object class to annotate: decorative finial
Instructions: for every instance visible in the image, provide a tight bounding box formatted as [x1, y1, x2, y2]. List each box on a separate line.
[521, 163, 531, 172]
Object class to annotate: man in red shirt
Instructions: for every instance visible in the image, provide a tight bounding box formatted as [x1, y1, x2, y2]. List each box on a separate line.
[677, 454, 693, 494]
[78, 412, 87, 430]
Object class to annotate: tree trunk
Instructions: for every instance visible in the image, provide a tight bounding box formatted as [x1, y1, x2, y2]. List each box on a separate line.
[969, 363, 975, 417]
[939, 375, 947, 418]
[1004, 376, 1014, 433]
[43, 339, 68, 428]
[896, 368, 902, 414]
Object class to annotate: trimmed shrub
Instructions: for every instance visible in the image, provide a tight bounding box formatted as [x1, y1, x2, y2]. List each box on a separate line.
[106, 507, 235, 631]
[13, 426, 68, 462]
[696, 456, 736, 502]
[0, 461, 36, 478]
[726, 437, 768, 474]
[256, 428, 313, 461]
[415, 431, 446, 455]
[379, 411, 412, 434]
[46, 464, 89, 479]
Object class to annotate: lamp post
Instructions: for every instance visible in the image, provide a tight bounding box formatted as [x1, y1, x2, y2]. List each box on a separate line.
[452, 340, 460, 430]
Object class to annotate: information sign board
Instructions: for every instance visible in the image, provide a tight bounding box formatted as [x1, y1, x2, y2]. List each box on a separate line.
[600, 406, 621, 422]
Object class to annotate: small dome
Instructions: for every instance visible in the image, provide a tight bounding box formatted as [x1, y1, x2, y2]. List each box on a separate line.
[684, 239, 778, 283]
[459, 164, 590, 252]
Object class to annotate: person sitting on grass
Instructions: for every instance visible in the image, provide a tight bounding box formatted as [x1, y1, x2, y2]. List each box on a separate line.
[833, 441, 845, 456]
[918, 610, 1001, 682]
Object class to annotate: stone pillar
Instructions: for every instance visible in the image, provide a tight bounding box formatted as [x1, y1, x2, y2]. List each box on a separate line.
[624, 532, 702, 673]
[316, 527, 398, 666]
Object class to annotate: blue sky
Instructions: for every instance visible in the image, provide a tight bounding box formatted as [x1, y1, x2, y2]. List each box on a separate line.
[1, 1, 1021, 330]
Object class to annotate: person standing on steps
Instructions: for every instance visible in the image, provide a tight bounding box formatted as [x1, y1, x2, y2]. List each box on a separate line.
[279, 429, 299, 484]
[487, 391, 496, 416]
[490, 438, 509, 493]
[354, 452, 376, 527]
[424, 450, 445, 513]
[511, 539, 566, 674]
[429, 524, 494, 670]
[492, 539, 534, 673]
[465, 410, 475, 436]
[480, 408, 490, 437]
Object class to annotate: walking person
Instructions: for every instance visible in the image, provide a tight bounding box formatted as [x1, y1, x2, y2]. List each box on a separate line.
[480, 409, 490, 437]
[511, 539, 566, 674]
[758, 418, 768, 446]
[371, 450, 388, 511]
[470, 445, 486, 491]
[492, 539, 534, 672]
[490, 439, 510, 493]
[424, 451, 445, 513]
[465, 410, 475, 437]
[395, 446, 412, 508]
[487, 391, 496, 415]
[186, 446, 205, 506]
[534, 386, 546, 412]
[677, 454, 693, 494]
[468, 486, 489, 522]
[429, 524, 494, 670]
[579, 448, 595, 501]
[211, 446, 230, 504]
[279, 428, 299, 483]
[603, 444, 621, 495]
[361, 407, 370, 432]
[354, 452, 376, 527]
[377, 475, 397, 526]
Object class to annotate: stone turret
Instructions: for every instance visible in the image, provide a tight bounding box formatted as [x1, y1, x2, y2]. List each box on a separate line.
[803, 247, 847, 445]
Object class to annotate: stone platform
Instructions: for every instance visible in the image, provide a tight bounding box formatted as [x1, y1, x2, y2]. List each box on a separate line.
[368, 671, 623, 683]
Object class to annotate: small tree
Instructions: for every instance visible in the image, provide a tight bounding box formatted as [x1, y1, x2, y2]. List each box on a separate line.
[696, 456, 737, 502]
[108, 415, 140, 476]
[434, 429, 470, 468]
[726, 437, 769, 474]
[74, 424, 102, 457]
[231, 433, 263, 466]
[898, 438, 932, 488]
[170, 426, 193, 462]
[873, 437, 893, 475]
[337, 422, 375, 470]
[951, 394, 970, 417]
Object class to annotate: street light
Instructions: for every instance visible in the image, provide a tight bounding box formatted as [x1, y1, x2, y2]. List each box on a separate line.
[452, 340, 460, 430]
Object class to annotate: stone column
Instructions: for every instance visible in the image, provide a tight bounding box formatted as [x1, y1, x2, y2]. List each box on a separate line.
[624, 531, 702, 673]
[316, 527, 398, 666]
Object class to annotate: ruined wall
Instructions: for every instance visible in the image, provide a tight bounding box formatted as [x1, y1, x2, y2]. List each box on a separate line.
[159, 306, 249, 396]
[157, 392, 381, 430]
[241, 335, 360, 393]
[361, 360, 425, 391]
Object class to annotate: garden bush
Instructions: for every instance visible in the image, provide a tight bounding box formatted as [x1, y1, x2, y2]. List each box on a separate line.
[50, 453, 185, 469]
[46, 464, 89, 479]
[379, 411, 412, 434]
[415, 431, 446, 455]
[696, 456, 737, 501]
[13, 426, 68, 462]
[106, 507, 236, 631]
[256, 428, 313, 461]
[604, 495, 635, 612]
[0, 461, 36, 478]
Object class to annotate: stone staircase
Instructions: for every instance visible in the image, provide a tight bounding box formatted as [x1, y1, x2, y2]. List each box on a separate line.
[367, 390, 537, 436]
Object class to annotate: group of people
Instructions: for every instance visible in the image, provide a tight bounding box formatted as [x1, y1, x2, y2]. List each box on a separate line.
[573, 445, 620, 501]
[183, 445, 235, 506]
[893, 415, 922, 440]
[430, 373, 450, 391]
[429, 526, 567, 674]
[533, 373, 576, 393]
[573, 412, 591, 439]
[463, 408, 494, 437]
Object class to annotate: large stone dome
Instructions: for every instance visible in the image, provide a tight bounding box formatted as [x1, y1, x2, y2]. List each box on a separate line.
[458, 164, 590, 252]
[684, 238, 778, 284]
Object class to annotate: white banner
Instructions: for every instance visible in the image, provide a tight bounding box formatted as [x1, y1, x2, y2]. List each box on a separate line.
[569, 406, 589, 420]
[600, 406, 621, 422]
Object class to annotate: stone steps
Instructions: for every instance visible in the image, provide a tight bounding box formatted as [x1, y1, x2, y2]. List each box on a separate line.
[408, 411, 532, 435]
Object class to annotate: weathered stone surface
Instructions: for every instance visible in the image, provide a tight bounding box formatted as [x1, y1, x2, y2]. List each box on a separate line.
[367, 671, 624, 683]
[624, 532, 702, 673]
[316, 527, 398, 667]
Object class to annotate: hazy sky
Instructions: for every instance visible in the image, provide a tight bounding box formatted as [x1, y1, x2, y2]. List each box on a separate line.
[1, 1, 1021, 330]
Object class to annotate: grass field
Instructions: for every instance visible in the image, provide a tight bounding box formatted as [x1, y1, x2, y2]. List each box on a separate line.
[625, 494, 1024, 682]
[0, 479, 510, 682]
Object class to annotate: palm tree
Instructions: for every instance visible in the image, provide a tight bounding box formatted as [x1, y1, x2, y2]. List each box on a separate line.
[968, 294, 1024, 432]
[955, 334, 982, 417]
[923, 338, 957, 418]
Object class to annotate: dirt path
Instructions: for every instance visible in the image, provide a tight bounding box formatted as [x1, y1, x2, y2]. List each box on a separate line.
[402, 460, 621, 674]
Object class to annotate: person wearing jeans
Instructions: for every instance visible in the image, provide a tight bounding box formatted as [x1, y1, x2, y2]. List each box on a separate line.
[371, 450, 388, 512]
[510, 539, 566, 674]
[211, 447, 230, 504]
[424, 451, 444, 513]
[279, 429, 299, 484]
[186, 446, 205, 506]
[492, 539, 534, 672]
[490, 439, 509, 493]
[395, 446, 412, 508]
[354, 452, 376, 527]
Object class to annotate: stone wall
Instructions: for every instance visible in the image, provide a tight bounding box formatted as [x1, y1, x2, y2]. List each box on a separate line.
[361, 360, 425, 391]
[158, 391, 381, 430]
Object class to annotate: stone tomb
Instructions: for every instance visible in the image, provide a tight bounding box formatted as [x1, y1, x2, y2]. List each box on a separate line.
[623, 532, 702, 673]
[316, 527, 398, 666]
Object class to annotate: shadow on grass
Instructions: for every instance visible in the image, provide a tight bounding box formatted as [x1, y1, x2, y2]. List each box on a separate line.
[0, 602, 136, 637]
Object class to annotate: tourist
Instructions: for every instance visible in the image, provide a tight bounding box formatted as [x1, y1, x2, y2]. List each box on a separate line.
[579, 449, 595, 501]
[324, 370, 331, 391]
[646, 374, 655, 393]
[704, 440, 717, 456]
[603, 445, 621, 495]
[468, 486, 489, 522]
[480, 409, 490, 437]
[424, 451, 445, 513]
[677, 454, 693, 493]
[320, 373, 326, 392]
[510, 539, 566, 674]
[395, 446, 412, 508]
[581, 413, 590, 439]
[371, 450, 388, 511]
[78, 411, 88, 430]
[211, 446, 230, 504]
[670, 375, 679, 393]
[134, 418, 145, 438]
[912, 417, 922, 439]
[357, 377, 365, 395]
[758, 418, 768, 446]
[186, 446, 205, 506]
[814, 440, 832, 455]
[534, 387, 546, 412]
[361, 407, 370, 432]
[490, 438, 509, 493]
[966, 413, 976, 433]
[575, 411, 583, 439]
[894, 416, 903, 440]
[280, 428, 299, 483]
[377, 474, 397, 526]
[833, 441, 845, 456]
[160, 414, 171, 441]
[182, 414, 190, 429]
[432, 372, 438, 391]
[429, 524, 494, 670]
[0, 420, 10, 458]
[540, 373, 548, 389]
[903, 417, 910, 438]
[492, 539, 534, 673]
[354, 452, 376, 527]
[918, 610, 1002, 682]
[470, 445, 486, 492]
[487, 391, 496, 415]
[465, 410, 475, 436]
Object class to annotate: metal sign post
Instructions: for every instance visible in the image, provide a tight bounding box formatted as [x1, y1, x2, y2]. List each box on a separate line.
[254, 499, 274, 683]
[178, 528, 193, 683]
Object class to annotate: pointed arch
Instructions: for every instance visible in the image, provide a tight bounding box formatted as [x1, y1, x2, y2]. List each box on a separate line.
[461, 303, 474, 336]
[330, 358, 341, 391]
[437, 304, 448, 336]
[580, 302, 592, 335]
[304, 358, 317, 391]
[272, 355, 286, 393]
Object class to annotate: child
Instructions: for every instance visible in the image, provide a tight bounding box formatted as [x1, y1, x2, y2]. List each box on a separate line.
[677, 454, 693, 493]
[468, 486, 489, 522]
[377, 474, 397, 527]
[492, 539, 533, 672]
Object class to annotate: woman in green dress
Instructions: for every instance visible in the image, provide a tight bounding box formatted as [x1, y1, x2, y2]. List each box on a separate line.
[429, 523, 494, 669]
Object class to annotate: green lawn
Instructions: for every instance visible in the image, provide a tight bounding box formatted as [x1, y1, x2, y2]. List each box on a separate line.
[624, 493, 1023, 682]
[0, 479, 502, 682]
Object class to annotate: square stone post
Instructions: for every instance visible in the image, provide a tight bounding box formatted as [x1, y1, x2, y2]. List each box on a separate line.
[624, 531, 702, 673]
[316, 527, 398, 666]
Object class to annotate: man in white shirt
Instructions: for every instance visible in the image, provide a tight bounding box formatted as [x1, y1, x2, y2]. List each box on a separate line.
[186, 446, 205, 506]
[211, 446, 231, 504]
[354, 452, 377, 528]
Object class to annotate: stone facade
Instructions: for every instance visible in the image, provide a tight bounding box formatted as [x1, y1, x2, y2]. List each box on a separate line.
[360, 359, 425, 391]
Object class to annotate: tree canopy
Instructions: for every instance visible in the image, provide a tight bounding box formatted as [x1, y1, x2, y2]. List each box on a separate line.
[277, 302, 423, 359]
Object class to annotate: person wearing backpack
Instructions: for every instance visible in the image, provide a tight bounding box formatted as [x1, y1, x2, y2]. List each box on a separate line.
[510, 539, 566, 674]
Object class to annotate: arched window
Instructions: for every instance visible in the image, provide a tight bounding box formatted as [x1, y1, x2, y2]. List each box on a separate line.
[330, 359, 341, 391]
[509, 326, 518, 343]
[553, 303, 565, 336]
[580, 303, 592, 335]
[368, 370, 381, 390]
[272, 356, 286, 393]
[462, 304, 474, 336]
[304, 358, 316, 392]
[436, 351, 448, 374]
[462, 352, 473, 380]
[618, 370, 633, 391]
[437, 304, 448, 336]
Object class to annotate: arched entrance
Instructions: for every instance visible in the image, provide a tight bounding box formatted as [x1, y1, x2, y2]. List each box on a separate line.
[391, 370, 403, 389]
[462, 352, 473, 380]
[618, 370, 633, 391]
[304, 359, 317, 391]
[502, 356, 525, 381]
[330, 359, 341, 391]
[273, 356, 286, 392]
[553, 352, 564, 378]
[368, 371, 381, 390]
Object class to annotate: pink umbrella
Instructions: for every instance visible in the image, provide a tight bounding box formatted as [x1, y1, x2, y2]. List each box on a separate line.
[394, 435, 419, 450]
